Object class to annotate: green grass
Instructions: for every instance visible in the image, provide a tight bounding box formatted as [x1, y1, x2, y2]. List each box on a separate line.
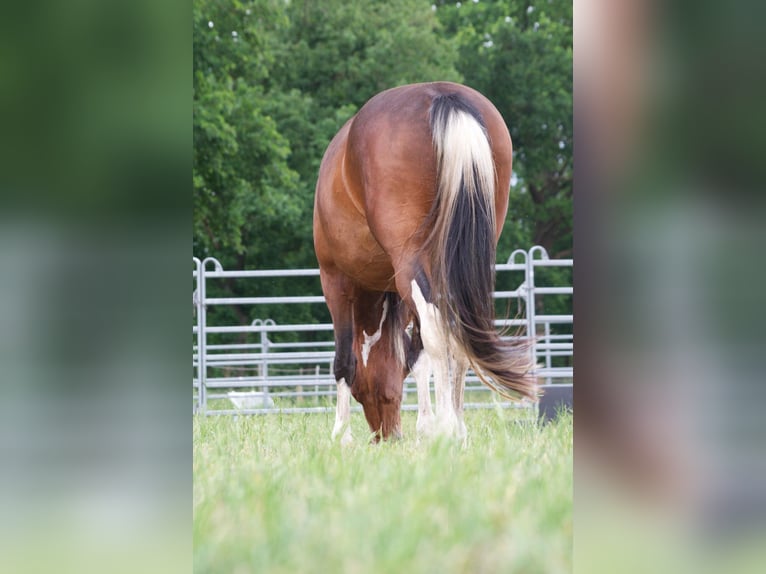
[194, 408, 572, 573]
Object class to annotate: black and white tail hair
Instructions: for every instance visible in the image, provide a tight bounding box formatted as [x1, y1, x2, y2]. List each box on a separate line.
[423, 92, 538, 401]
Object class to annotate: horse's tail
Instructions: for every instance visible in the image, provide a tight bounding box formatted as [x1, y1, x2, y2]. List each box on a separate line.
[425, 92, 538, 401]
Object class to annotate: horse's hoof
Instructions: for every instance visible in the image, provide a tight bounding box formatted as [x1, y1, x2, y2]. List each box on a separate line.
[339, 431, 353, 447]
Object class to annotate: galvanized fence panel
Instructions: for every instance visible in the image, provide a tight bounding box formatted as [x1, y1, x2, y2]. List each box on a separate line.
[193, 246, 572, 415]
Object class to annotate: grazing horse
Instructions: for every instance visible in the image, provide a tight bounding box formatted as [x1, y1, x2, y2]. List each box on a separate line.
[313, 82, 538, 443]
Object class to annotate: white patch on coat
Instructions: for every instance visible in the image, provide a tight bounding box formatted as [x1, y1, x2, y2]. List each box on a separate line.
[361, 297, 388, 367]
[331, 378, 353, 446]
[411, 351, 435, 438]
[410, 280, 460, 437]
[450, 353, 469, 441]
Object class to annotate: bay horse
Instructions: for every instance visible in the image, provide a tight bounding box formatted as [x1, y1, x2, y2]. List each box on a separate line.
[313, 82, 538, 443]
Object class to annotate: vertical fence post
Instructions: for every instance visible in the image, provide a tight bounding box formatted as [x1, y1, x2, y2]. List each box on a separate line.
[193, 257, 202, 414]
[261, 320, 271, 383]
[197, 259, 208, 414]
[506, 248, 528, 332]
[262, 319, 275, 401]
[527, 246, 550, 370]
[200, 257, 223, 414]
[526, 248, 537, 354]
[251, 318, 264, 379]
[505, 249, 530, 379]
[544, 321, 552, 386]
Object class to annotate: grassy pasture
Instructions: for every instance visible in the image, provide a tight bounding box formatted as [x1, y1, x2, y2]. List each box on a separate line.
[194, 408, 572, 573]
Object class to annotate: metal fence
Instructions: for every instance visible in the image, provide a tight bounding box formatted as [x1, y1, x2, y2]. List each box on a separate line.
[193, 246, 572, 415]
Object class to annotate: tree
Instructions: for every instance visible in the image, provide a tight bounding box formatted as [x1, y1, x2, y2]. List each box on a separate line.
[193, 0, 463, 336]
[274, 0, 461, 113]
[193, 0, 303, 268]
[435, 0, 573, 259]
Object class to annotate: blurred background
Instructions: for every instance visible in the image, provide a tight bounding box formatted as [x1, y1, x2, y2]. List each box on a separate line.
[575, 1, 766, 572]
[0, 1, 190, 573]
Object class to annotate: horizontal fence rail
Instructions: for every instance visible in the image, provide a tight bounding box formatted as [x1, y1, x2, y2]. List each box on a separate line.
[193, 246, 573, 416]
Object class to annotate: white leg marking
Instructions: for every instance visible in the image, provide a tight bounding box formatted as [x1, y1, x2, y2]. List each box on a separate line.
[451, 352, 469, 440]
[361, 298, 388, 367]
[411, 280, 460, 437]
[411, 351, 435, 437]
[331, 378, 353, 446]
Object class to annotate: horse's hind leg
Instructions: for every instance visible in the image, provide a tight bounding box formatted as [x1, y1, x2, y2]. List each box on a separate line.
[320, 268, 356, 444]
[409, 278, 461, 437]
[451, 353, 469, 440]
[408, 329, 435, 438]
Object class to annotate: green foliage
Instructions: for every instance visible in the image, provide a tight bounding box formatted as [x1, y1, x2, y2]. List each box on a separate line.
[193, 0, 572, 332]
[193, 1, 301, 264]
[274, 0, 461, 111]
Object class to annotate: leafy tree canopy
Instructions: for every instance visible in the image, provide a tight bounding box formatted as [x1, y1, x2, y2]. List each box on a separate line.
[193, 0, 572, 330]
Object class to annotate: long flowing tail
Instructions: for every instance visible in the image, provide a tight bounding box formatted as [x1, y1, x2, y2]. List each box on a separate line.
[425, 93, 538, 401]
